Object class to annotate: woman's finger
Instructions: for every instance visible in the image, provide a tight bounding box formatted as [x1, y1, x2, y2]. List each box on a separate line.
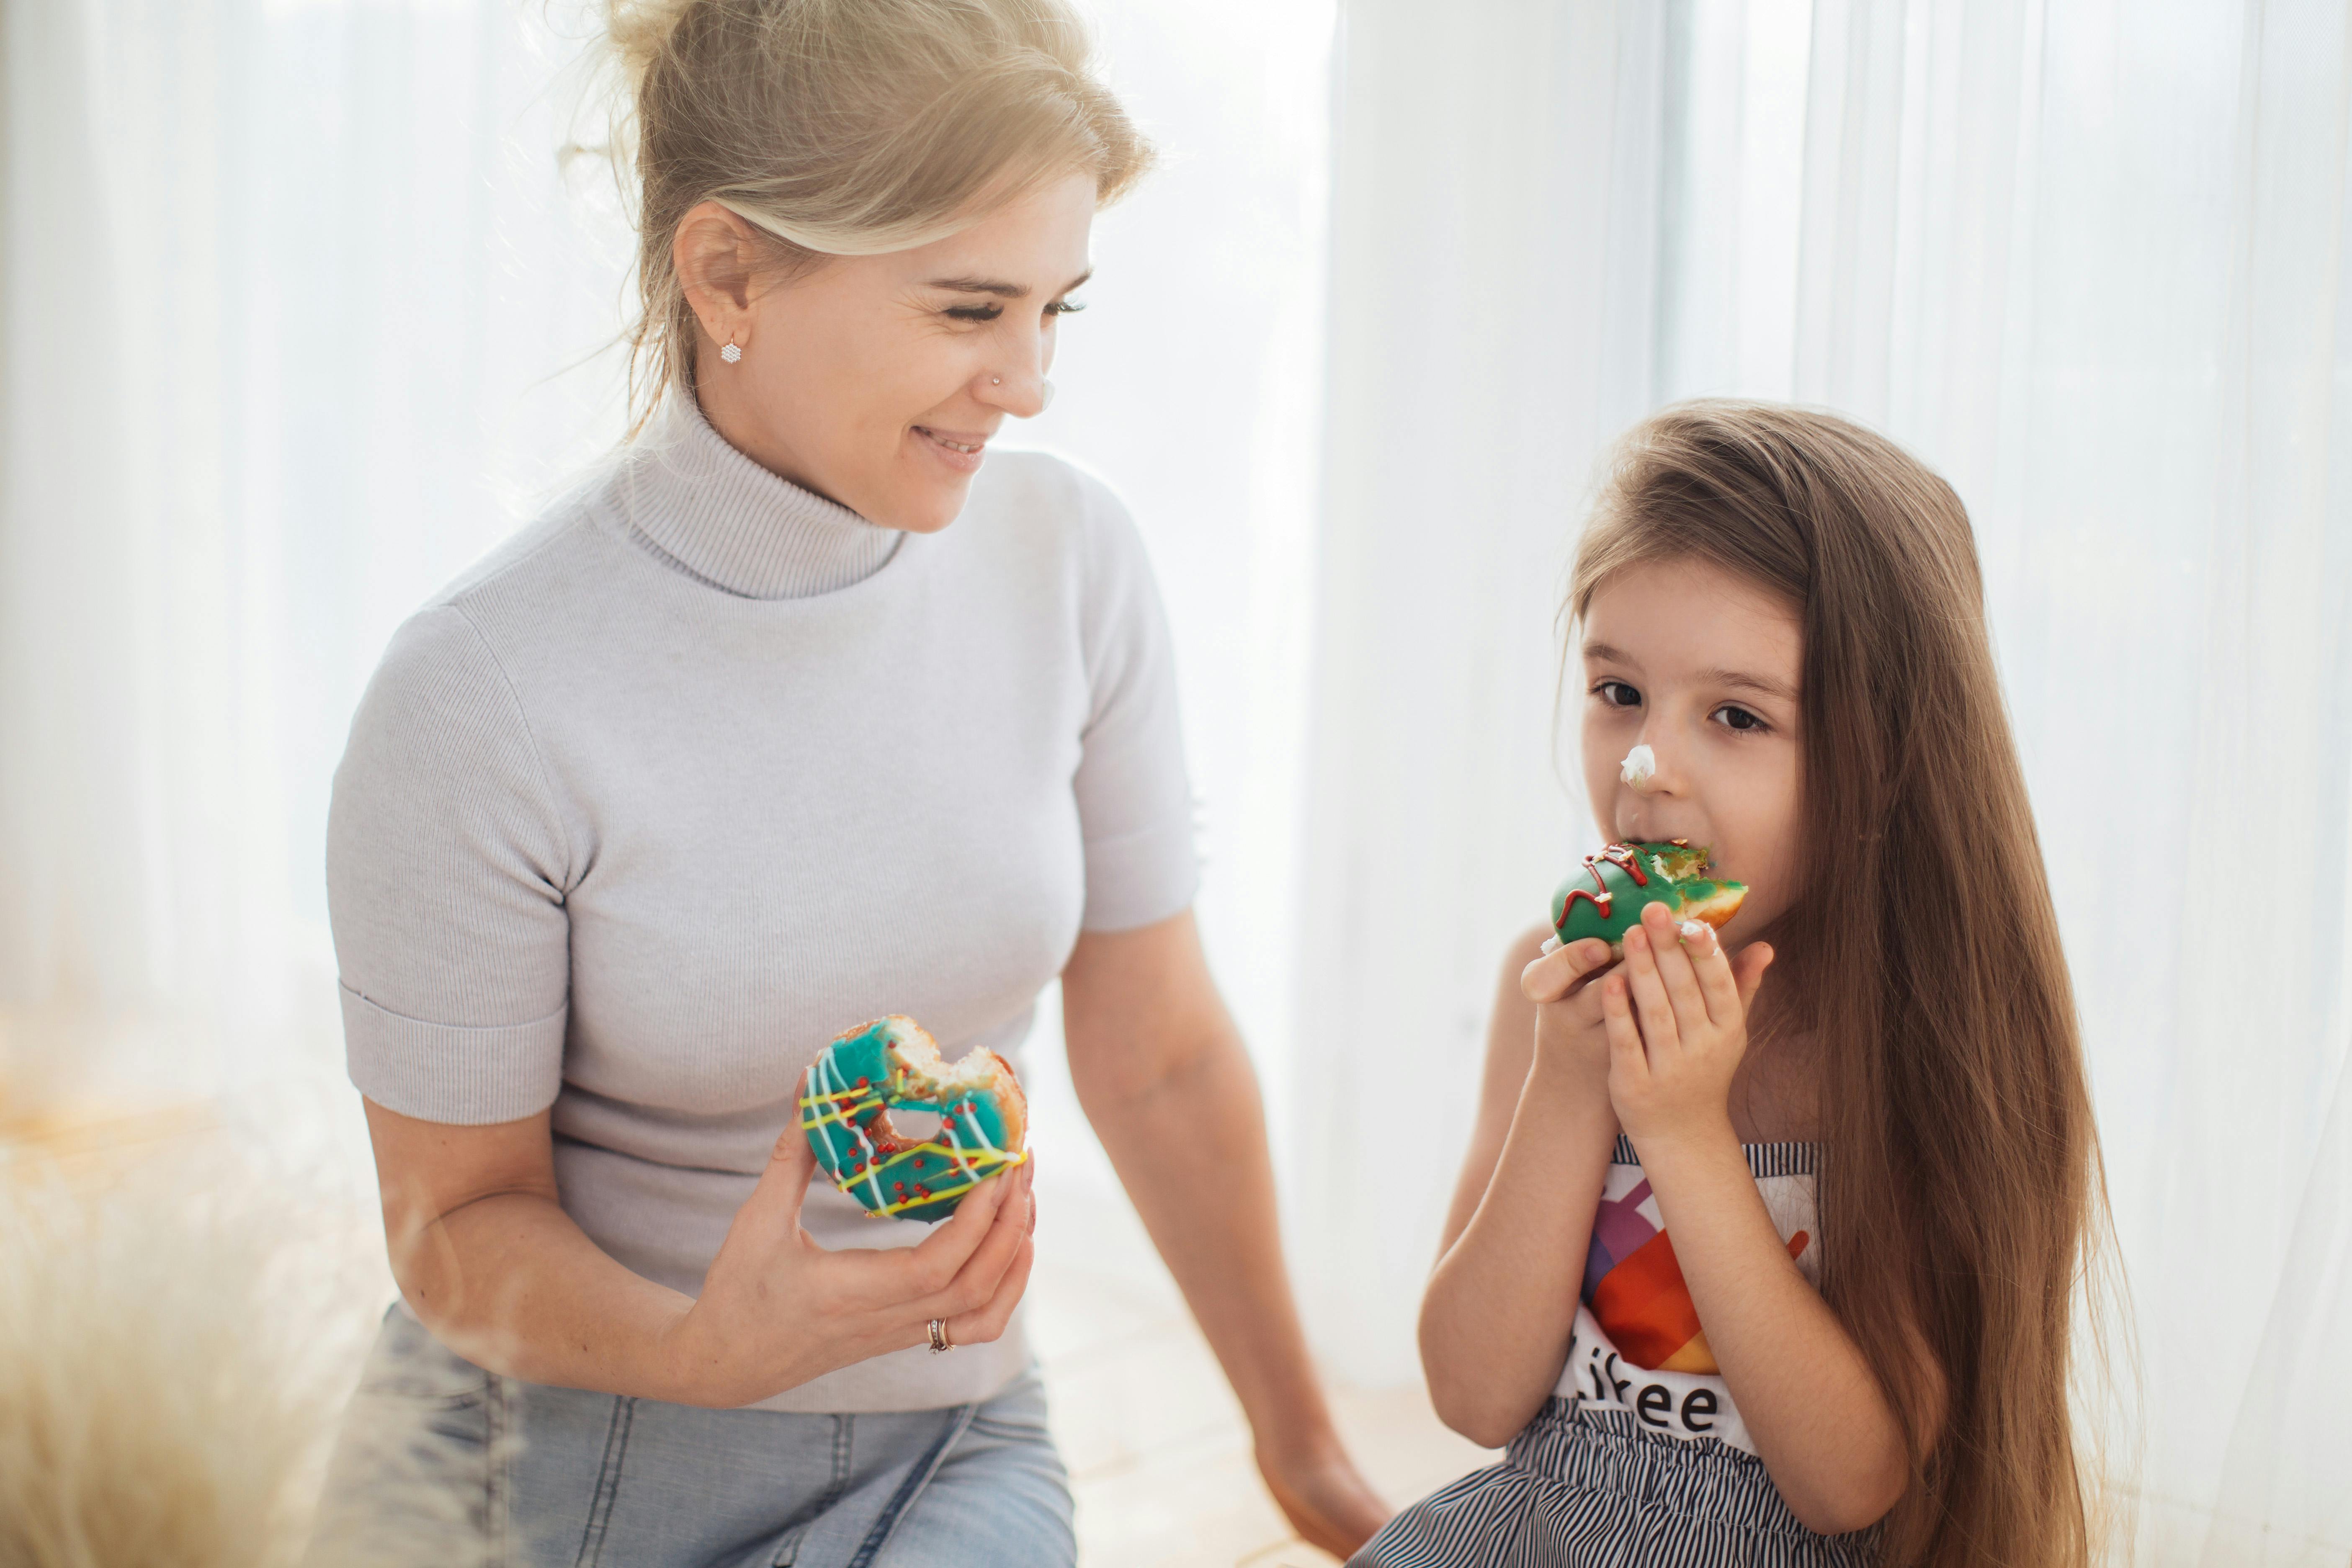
[1680, 921, 1744, 1025]
[745, 1071, 821, 1229]
[1639, 904, 1711, 1035]
[1521, 937, 1617, 1003]
[946, 1232, 1035, 1348]
[894, 1167, 1012, 1296]
[916, 1162, 1033, 1320]
[1620, 926, 1682, 1057]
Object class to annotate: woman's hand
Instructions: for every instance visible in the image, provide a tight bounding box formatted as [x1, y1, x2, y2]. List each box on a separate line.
[663, 1085, 1037, 1408]
[1601, 901, 1772, 1149]
[1256, 1436, 1391, 1558]
[1520, 934, 1620, 1088]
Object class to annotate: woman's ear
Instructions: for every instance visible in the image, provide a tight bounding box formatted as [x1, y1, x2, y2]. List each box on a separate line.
[673, 199, 763, 350]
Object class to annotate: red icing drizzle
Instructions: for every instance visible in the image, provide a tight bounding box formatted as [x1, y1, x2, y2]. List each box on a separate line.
[1557, 843, 1665, 926]
[1598, 844, 1649, 886]
[1559, 862, 1612, 919]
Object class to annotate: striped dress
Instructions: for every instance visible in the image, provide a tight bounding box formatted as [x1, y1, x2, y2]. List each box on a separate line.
[1350, 1138, 1880, 1568]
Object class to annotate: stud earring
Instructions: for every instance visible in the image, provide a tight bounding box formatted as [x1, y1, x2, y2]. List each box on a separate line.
[720, 341, 742, 364]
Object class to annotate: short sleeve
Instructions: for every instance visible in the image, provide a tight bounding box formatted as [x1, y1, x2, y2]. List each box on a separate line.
[325, 605, 572, 1123]
[1070, 478, 1200, 931]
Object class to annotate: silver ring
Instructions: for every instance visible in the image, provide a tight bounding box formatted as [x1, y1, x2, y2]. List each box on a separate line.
[927, 1318, 953, 1354]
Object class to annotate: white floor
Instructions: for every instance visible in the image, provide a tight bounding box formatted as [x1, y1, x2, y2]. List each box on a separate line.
[1030, 1176, 1495, 1567]
[1023, 1077, 1496, 1567]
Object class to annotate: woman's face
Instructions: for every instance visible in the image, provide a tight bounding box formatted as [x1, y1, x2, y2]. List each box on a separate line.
[683, 171, 1099, 533]
[1578, 556, 1807, 940]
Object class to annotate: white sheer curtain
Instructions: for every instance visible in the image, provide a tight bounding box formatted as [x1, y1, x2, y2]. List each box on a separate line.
[1295, 0, 2352, 1562]
[0, 0, 636, 1116]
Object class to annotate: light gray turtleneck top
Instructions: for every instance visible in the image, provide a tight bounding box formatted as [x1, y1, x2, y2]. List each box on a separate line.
[325, 398, 1197, 1412]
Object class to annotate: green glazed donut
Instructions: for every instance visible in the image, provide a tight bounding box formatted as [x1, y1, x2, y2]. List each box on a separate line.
[799, 1015, 1029, 1223]
[1551, 841, 1747, 954]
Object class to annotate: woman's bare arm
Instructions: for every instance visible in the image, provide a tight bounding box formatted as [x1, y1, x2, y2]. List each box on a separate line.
[1061, 911, 1389, 1559]
[363, 1102, 694, 1393]
[362, 1094, 1035, 1408]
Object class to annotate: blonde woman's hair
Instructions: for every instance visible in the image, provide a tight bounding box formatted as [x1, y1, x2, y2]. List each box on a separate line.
[603, 0, 1153, 434]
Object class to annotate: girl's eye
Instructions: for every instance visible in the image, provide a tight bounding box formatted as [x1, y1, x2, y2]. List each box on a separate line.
[1594, 680, 1642, 708]
[1046, 298, 1086, 316]
[1711, 703, 1769, 733]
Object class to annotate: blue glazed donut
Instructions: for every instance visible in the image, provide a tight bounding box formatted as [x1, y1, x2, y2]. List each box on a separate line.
[798, 1016, 1029, 1223]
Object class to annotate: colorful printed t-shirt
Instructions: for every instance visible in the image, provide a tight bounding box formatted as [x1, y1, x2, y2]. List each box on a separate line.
[1553, 1135, 1819, 1456]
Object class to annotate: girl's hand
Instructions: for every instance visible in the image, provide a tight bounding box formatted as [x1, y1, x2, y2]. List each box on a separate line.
[661, 1074, 1037, 1408]
[1520, 935, 1620, 1088]
[1602, 901, 1772, 1148]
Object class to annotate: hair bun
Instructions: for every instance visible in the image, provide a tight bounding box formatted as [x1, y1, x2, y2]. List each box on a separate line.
[604, 0, 698, 86]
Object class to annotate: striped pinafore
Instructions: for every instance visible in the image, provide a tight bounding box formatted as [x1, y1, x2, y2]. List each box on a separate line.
[1350, 1138, 1880, 1568]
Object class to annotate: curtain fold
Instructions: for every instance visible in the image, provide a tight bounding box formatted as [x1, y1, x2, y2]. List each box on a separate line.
[1299, 2, 2352, 1560]
[0, 0, 640, 1108]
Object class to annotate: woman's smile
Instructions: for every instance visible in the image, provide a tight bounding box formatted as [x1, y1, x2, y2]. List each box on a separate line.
[911, 422, 992, 471]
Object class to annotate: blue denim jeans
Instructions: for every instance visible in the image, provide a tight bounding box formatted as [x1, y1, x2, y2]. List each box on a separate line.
[307, 1304, 1074, 1568]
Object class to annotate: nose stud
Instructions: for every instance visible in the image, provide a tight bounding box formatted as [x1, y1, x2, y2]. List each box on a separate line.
[986, 375, 1053, 410]
[1620, 744, 1656, 789]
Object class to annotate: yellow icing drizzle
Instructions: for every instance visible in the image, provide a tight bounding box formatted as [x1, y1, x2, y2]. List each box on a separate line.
[797, 1081, 1029, 1219]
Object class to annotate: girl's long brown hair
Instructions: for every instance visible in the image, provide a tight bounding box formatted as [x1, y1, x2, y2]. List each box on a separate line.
[1569, 402, 2116, 1566]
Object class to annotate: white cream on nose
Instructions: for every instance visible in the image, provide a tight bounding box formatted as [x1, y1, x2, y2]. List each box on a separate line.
[1620, 743, 1656, 789]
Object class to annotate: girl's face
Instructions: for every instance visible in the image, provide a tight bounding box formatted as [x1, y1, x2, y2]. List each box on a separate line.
[1579, 556, 1806, 940]
[685, 171, 1098, 534]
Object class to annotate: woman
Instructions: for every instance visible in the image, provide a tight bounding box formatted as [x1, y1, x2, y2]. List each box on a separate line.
[309, 2, 1388, 1563]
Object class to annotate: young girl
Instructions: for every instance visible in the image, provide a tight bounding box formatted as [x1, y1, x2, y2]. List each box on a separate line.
[1353, 403, 2106, 1568]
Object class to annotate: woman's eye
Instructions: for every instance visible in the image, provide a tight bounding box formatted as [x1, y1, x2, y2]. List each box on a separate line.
[1711, 704, 1768, 733]
[1595, 680, 1642, 708]
[945, 299, 1083, 324]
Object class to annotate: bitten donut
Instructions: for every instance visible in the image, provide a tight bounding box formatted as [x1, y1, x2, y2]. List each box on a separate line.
[1552, 840, 1747, 954]
[799, 1015, 1030, 1223]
